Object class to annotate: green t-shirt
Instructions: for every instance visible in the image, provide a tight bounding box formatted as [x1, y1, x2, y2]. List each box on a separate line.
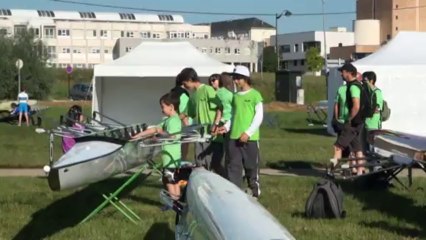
[188, 84, 222, 141]
[216, 87, 233, 122]
[230, 88, 263, 141]
[365, 88, 384, 130]
[158, 114, 181, 168]
[179, 93, 189, 115]
[334, 85, 349, 123]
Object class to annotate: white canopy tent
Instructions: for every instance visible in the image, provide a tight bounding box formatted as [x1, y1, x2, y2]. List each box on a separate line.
[327, 32, 426, 137]
[92, 41, 234, 125]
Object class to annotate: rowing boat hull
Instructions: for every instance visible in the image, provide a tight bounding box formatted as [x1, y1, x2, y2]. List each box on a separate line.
[372, 130, 426, 161]
[176, 168, 295, 240]
[48, 138, 156, 191]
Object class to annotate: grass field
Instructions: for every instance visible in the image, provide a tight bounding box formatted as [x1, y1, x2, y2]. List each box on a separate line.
[0, 109, 333, 168]
[0, 175, 425, 239]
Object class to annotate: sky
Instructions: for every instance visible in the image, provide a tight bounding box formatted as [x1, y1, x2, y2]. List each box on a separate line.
[2, 0, 356, 33]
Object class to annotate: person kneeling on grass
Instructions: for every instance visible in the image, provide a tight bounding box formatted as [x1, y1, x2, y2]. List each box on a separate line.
[131, 93, 182, 210]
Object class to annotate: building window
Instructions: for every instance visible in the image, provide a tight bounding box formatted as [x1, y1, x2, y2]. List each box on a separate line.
[185, 32, 191, 38]
[225, 47, 231, 54]
[91, 48, 100, 54]
[79, 12, 96, 19]
[14, 25, 26, 35]
[396, 27, 398, 31]
[104, 49, 109, 54]
[44, 27, 55, 38]
[46, 46, 56, 58]
[395, 15, 398, 20]
[100, 30, 108, 38]
[293, 60, 298, 66]
[204, 34, 209, 39]
[62, 48, 71, 54]
[58, 29, 70, 37]
[201, 48, 207, 53]
[215, 48, 221, 54]
[234, 48, 240, 55]
[301, 59, 305, 66]
[119, 13, 136, 20]
[209, 48, 213, 53]
[92, 30, 97, 37]
[294, 44, 299, 52]
[140, 31, 151, 38]
[387, 34, 391, 40]
[37, 10, 55, 17]
[395, 4, 398, 9]
[280, 44, 291, 53]
[152, 33, 160, 39]
[126, 31, 134, 38]
[158, 15, 174, 21]
[303, 41, 321, 52]
[338, 43, 343, 47]
[73, 48, 82, 54]
[125, 47, 132, 52]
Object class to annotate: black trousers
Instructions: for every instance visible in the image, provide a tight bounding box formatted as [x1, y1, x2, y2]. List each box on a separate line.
[226, 139, 260, 197]
[195, 141, 225, 177]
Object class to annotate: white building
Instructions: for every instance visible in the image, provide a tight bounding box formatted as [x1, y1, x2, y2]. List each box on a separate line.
[271, 27, 355, 72]
[113, 38, 262, 72]
[203, 17, 276, 46]
[0, 9, 210, 68]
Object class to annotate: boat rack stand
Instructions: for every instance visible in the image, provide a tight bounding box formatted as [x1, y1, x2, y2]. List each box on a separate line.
[80, 161, 162, 224]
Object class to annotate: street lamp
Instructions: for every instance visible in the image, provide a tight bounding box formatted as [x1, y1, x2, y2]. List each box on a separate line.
[321, 0, 328, 75]
[275, 10, 292, 71]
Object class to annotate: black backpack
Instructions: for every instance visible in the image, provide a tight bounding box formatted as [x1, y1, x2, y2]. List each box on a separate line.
[346, 80, 374, 125]
[305, 179, 346, 219]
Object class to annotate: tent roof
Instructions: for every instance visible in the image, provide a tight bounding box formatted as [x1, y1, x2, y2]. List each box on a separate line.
[94, 41, 234, 77]
[354, 31, 426, 66]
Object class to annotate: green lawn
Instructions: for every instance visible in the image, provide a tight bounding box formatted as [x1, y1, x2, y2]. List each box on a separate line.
[0, 109, 333, 168]
[0, 175, 425, 239]
[252, 72, 326, 104]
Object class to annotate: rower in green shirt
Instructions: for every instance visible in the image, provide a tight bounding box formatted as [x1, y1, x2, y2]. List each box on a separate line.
[180, 68, 223, 175]
[219, 65, 263, 199]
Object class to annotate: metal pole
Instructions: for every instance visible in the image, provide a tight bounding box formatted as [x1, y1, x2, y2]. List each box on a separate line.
[67, 73, 71, 99]
[322, 0, 328, 74]
[18, 68, 21, 96]
[275, 13, 279, 71]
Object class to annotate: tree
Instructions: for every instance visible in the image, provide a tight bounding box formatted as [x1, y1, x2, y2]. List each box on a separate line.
[262, 46, 278, 72]
[305, 47, 324, 73]
[0, 29, 55, 99]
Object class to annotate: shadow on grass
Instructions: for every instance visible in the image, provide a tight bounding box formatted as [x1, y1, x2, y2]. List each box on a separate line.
[265, 160, 325, 178]
[143, 222, 174, 240]
[13, 174, 153, 240]
[340, 181, 426, 238]
[359, 221, 421, 238]
[282, 127, 330, 137]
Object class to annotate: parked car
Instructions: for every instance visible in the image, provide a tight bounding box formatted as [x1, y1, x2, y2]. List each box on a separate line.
[70, 83, 92, 100]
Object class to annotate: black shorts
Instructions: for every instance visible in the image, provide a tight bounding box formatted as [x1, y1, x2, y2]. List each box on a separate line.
[335, 123, 364, 152]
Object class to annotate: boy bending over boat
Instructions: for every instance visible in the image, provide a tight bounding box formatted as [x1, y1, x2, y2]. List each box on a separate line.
[131, 93, 182, 204]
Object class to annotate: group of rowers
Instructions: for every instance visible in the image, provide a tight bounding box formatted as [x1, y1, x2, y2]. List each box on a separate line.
[330, 63, 385, 175]
[131, 65, 264, 204]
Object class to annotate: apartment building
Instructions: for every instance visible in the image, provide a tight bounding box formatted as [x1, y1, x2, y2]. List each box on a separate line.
[0, 9, 210, 68]
[113, 38, 262, 72]
[357, 0, 426, 44]
[330, 0, 426, 61]
[201, 17, 276, 46]
[271, 28, 354, 72]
